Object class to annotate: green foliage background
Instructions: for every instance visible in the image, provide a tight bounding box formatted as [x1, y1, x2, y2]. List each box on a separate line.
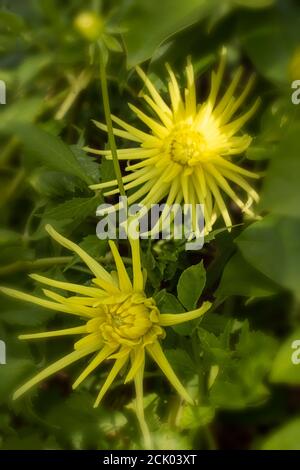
[0, 0, 300, 450]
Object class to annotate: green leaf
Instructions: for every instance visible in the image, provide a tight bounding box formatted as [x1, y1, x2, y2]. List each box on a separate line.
[45, 392, 126, 449]
[70, 146, 100, 184]
[260, 418, 300, 450]
[206, 323, 277, 410]
[0, 10, 26, 34]
[217, 252, 280, 299]
[177, 261, 206, 310]
[180, 404, 215, 430]
[0, 98, 44, 132]
[260, 125, 300, 218]
[0, 359, 34, 402]
[14, 124, 93, 185]
[166, 349, 196, 380]
[29, 169, 77, 198]
[44, 197, 100, 222]
[154, 290, 184, 314]
[270, 328, 300, 385]
[0, 229, 22, 247]
[232, 0, 274, 8]
[102, 33, 123, 53]
[121, 0, 219, 67]
[154, 290, 193, 335]
[236, 215, 300, 299]
[240, 10, 299, 83]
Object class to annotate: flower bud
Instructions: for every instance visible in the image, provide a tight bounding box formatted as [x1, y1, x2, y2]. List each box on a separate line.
[74, 11, 104, 42]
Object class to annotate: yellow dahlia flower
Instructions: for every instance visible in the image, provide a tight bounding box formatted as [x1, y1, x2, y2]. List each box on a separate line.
[88, 49, 260, 234]
[0, 225, 210, 427]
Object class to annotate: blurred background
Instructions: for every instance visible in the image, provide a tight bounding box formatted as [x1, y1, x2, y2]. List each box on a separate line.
[0, 0, 300, 450]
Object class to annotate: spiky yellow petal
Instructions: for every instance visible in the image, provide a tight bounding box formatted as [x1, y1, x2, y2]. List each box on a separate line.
[91, 51, 260, 235]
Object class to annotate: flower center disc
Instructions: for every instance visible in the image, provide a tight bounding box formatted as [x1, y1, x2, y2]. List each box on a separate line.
[167, 125, 206, 165]
[100, 294, 165, 347]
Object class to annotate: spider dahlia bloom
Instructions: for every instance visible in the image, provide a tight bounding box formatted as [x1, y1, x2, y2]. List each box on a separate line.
[0, 225, 211, 410]
[88, 50, 260, 234]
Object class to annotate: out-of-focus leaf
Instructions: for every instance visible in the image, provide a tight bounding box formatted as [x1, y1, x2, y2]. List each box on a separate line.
[29, 169, 78, 197]
[0, 359, 34, 403]
[236, 215, 300, 299]
[0, 230, 22, 247]
[0, 98, 44, 132]
[180, 404, 215, 430]
[121, 0, 219, 68]
[207, 323, 277, 409]
[270, 328, 300, 385]
[177, 261, 206, 310]
[260, 418, 300, 450]
[260, 125, 300, 218]
[153, 424, 191, 450]
[14, 124, 93, 185]
[240, 11, 300, 83]
[0, 10, 25, 34]
[46, 392, 126, 450]
[43, 197, 99, 223]
[217, 251, 280, 299]
[232, 0, 274, 8]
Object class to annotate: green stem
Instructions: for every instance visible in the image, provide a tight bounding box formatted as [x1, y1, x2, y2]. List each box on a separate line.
[134, 369, 152, 449]
[0, 137, 20, 167]
[0, 257, 72, 277]
[55, 69, 91, 121]
[98, 44, 126, 197]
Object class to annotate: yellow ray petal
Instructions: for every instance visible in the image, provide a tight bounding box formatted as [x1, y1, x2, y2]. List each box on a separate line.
[147, 342, 193, 404]
[84, 147, 158, 159]
[140, 165, 172, 207]
[42, 289, 97, 317]
[45, 225, 112, 283]
[93, 353, 129, 408]
[74, 332, 102, 350]
[147, 177, 180, 236]
[126, 154, 161, 172]
[29, 274, 105, 298]
[206, 163, 253, 214]
[90, 170, 142, 190]
[222, 98, 261, 137]
[13, 344, 99, 400]
[19, 326, 87, 341]
[212, 155, 259, 179]
[160, 301, 211, 326]
[125, 347, 145, 383]
[205, 172, 232, 228]
[128, 103, 169, 138]
[185, 57, 196, 116]
[93, 120, 140, 142]
[220, 74, 256, 125]
[136, 66, 172, 116]
[104, 167, 160, 196]
[166, 63, 184, 118]
[214, 66, 243, 118]
[111, 114, 160, 145]
[209, 47, 227, 107]
[218, 166, 259, 203]
[72, 344, 117, 389]
[142, 94, 173, 128]
[0, 286, 91, 318]
[108, 240, 132, 292]
[92, 277, 121, 295]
